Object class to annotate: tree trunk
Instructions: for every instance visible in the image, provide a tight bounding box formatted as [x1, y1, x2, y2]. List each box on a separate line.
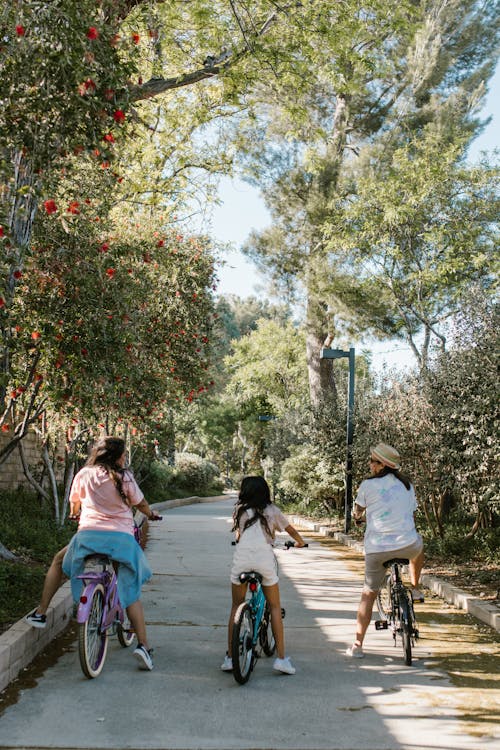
[305, 295, 336, 408]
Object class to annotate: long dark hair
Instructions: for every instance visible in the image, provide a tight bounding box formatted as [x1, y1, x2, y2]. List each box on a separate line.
[86, 436, 129, 505]
[232, 476, 272, 538]
[368, 465, 411, 491]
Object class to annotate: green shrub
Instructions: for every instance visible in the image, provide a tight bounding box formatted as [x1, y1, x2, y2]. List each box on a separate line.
[278, 445, 344, 514]
[174, 452, 220, 493]
[138, 460, 177, 503]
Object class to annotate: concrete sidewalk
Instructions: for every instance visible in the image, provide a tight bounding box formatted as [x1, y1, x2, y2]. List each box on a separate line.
[0, 496, 498, 749]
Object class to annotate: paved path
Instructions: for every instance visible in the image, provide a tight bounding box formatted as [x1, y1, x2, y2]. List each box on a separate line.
[0, 496, 498, 749]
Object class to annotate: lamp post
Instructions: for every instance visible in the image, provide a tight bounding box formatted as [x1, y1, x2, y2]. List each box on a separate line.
[319, 346, 355, 532]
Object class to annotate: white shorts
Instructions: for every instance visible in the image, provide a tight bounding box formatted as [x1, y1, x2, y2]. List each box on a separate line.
[230, 543, 278, 587]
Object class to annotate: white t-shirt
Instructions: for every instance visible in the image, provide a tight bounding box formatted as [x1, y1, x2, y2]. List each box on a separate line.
[237, 504, 289, 546]
[355, 473, 419, 553]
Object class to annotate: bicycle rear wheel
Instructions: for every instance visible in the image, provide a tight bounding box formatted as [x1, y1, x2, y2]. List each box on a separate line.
[259, 603, 276, 656]
[399, 591, 413, 666]
[231, 603, 254, 684]
[376, 574, 392, 621]
[78, 584, 108, 678]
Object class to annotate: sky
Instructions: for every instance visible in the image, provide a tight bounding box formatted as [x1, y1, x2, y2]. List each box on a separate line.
[207, 64, 500, 371]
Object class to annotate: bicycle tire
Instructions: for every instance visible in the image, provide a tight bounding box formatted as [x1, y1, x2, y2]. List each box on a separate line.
[117, 619, 135, 647]
[231, 602, 254, 684]
[376, 574, 392, 621]
[78, 584, 108, 678]
[259, 603, 276, 656]
[399, 591, 413, 666]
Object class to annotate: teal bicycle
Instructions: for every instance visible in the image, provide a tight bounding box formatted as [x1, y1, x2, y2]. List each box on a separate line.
[231, 541, 307, 684]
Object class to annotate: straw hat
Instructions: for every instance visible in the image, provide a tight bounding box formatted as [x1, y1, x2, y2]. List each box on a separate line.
[370, 443, 401, 470]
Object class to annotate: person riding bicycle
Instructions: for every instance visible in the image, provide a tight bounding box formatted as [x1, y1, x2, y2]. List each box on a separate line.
[346, 442, 425, 659]
[221, 475, 306, 676]
[26, 436, 159, 671]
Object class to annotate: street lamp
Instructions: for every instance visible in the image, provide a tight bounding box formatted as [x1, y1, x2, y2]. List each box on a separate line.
[320, 347, 355, 533]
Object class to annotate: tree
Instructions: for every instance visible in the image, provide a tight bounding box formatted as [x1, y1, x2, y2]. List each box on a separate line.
[241, 0, 500, 402]
[335, 132, 499, 369]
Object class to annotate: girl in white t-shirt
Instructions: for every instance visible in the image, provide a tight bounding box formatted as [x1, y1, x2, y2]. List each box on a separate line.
[221, 476, 306, 675]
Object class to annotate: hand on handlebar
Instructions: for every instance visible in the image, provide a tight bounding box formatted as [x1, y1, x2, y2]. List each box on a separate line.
[149, 512, 162, 521]
[284, 541, 309, 549]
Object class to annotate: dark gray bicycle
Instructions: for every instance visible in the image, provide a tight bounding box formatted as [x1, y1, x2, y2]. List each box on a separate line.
[375, 557, 419, 666]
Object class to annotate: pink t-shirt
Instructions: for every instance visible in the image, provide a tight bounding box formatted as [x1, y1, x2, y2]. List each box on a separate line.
[72, 465, 144, 535]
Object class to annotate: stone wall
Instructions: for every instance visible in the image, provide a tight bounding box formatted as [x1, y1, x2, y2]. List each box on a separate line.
[0, 430, 44, 491]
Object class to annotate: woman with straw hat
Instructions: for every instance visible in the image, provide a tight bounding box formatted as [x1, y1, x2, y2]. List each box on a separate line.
[346, 443, 424, 658]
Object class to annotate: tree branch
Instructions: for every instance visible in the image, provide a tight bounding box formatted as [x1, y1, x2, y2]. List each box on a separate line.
[129, 12, 278, 103]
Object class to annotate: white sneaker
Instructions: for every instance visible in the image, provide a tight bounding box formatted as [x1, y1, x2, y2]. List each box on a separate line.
[273, 656, 296, 675]
[25, 610, 47, 629]
[220, 654, 233, 671]
[346, 643, 364, 658]
[133, 643, 154, 670]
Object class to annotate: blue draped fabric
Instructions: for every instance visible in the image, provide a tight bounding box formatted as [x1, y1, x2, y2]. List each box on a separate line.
[62, 530, 152, 609]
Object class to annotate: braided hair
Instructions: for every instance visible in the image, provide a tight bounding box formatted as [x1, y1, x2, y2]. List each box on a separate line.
[232, 476, 273, 538]
[86, 436, 130, 506]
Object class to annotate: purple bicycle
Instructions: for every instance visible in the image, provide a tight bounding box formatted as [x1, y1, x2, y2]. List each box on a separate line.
[76, 515, 161, 678]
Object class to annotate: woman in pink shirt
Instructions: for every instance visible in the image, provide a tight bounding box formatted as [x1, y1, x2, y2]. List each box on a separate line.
[27, 436, 158, 671]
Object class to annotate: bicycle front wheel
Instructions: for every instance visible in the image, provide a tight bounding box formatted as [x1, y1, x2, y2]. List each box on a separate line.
[78, 584, 108, 678]
[376, 574, 392, 621]
[117, 617, 135, 647]
[399, 592, 413, 666]
[259, 603, 276, 656]
[231, 602, 254, 684]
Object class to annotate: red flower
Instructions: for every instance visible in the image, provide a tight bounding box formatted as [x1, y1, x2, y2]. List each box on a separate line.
[99, 242, 109, 253]
[87, 27, 99, 40]
[0, 226, 3, 236]
[113, 110, 125, 124]
[157, 239, 164, 247]
[106, 268, 116, 278]
[67, 200, 80, 214]
[31, 331, 41, 340]
[103, 133, 115, 143]
[131, 32, 140, 44]
[0, 298, 4, 308]
[16, 25, 25, 36]
[43, 199, 57, 214]
[1, 424, 10, 433]
[13, 270, 22, 279]
[104, 88, 115, 101]
[81, 348, 88, 356]
[101, 161, 110, 169]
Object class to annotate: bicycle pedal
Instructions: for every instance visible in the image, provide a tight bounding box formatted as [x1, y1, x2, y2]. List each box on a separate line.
[374, 620, 388, 630]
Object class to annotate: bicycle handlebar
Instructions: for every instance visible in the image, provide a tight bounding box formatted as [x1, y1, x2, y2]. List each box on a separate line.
[284, 541, 308, 549]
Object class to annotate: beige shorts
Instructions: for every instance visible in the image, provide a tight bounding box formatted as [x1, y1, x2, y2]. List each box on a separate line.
[230, 544, 278, 587]
[364, 536, 423, 592]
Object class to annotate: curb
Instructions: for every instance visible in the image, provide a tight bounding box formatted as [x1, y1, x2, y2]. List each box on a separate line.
[289, 515, 500, 633]
[0, 494, 230, 694]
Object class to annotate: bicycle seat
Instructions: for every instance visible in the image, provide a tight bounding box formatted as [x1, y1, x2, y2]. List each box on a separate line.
[239, 571, 263, 585]
[382, 557, 409, 568]
[85, 553, 111, 562]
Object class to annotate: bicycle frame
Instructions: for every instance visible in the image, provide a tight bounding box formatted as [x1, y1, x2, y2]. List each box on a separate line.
[76, 557, 126, 633]
[375, 558, 418, 665]
[241, 572, 266, 647]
